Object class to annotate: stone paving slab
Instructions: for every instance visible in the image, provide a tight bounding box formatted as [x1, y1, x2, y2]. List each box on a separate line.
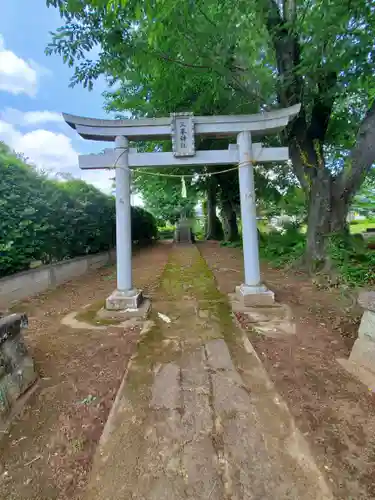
[206, 338, 236, 371]
[182, 437, 224, 498]
[151, 362, 181, 409]
[181, 347, 211, 440]
[212, 370, 250, 414]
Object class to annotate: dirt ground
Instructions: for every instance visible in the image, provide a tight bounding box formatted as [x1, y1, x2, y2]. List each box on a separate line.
[0, 244, 170, 500]
[200, 241, 375, 500]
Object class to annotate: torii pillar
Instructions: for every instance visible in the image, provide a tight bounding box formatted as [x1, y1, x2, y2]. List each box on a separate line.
[63, 105, 300, 314]
[105, 136, 143, 310]
[236, 131, 274, 305]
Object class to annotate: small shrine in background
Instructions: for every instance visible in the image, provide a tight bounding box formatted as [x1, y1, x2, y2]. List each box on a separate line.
[174, 211, 194, 244]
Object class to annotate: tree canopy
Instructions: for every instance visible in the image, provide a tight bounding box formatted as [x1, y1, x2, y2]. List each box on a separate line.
[46, 0, 375, 263]
[133, 169, 198, 224]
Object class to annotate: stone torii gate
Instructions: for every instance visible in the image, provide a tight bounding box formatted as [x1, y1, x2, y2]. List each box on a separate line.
[63, 105, 300, 315]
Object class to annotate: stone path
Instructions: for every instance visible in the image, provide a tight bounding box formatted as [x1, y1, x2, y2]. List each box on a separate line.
[85, 245, 332, 500]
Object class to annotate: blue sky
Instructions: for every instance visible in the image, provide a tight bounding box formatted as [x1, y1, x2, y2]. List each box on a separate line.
[0, 0, 115, 192]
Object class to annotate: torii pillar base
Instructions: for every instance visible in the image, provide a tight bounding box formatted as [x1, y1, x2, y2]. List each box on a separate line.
[106, 289, 143, 311]
[235, 284, 275, 307]
[105, 288, 148, 317]
[99, 289, 151, 321]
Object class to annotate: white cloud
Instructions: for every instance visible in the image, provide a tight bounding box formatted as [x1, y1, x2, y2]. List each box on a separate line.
[80, 169, 115, 194]
[0, 119, 77, 171]
[17, 129, 78, 171]
[0, 119, 21, 146]
[0, 36, 38, 97]
[0, 116, 114, 193]
[1, 108, 63, 126]
[24, 110, 63, 125]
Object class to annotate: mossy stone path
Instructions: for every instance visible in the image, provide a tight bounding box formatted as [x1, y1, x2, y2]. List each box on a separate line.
[85, 245, 332, 500]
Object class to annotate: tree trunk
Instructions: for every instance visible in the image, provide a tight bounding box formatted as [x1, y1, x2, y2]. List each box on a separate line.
[305, 171, 351, 269]
[205, 178, 224, 240]
[221, 200, 239, 242]
[302, 100, 375, 268]
[305, 169, 332, 266]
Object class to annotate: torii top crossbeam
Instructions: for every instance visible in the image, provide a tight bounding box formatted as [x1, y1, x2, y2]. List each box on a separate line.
[63, 104, 300, 142]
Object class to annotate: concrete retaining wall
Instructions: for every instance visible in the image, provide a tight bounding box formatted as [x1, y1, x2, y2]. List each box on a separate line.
[0, 250, 115, 307]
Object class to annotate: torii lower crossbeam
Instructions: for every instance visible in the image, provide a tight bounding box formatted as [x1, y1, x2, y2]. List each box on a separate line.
[78, 144, 289, 170]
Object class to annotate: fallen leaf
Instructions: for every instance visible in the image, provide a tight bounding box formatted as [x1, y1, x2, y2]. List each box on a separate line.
[157, 312, 171, 323]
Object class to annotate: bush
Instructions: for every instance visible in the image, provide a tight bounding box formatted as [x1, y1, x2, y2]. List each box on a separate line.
[132, 206, 158, 244]
[259, 224, 305, 266]
[217, 217, 374, 288]
[258, 226, 374, 287]
[157, 224, 175, 240]
[158, 229, 175, 240]
[220, 240, 243, 248]
[327, 234, 375, 287]
[0, 145, 157, 277]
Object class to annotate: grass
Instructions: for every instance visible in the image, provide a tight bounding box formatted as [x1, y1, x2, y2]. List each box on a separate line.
[299, 219, 375, 235]
[75, 299, 123, 326]
[350, 219, 375, 234]
[160, 246, 223, 301]
[257, 224, 375, 287]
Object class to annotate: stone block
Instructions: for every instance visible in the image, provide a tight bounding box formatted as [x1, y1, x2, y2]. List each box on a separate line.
[349, 338, 375, 374]
[235, 286, 275, 307]
[105, 289, 143, 311]
[337, 358, 375, 393]
[230, 293, 287, 319]
[243, 291, 275, 307]
[358, 310, 375, 340]
[0, 313, 37, 421]
[358, 291, 375, 313]
[98, 299, 151, 321]
[174, 218, 193, 244]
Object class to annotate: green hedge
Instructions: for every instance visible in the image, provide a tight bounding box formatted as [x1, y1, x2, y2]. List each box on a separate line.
[158, 229, 175, 240]
[132, 206, 158, 244]
[0, 145, 157, 277]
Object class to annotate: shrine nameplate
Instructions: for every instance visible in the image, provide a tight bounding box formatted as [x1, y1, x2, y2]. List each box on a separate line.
[171, 112, 195, 157]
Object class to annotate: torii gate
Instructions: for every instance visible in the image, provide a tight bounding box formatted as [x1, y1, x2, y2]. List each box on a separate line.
[63, 105, 300, 314]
